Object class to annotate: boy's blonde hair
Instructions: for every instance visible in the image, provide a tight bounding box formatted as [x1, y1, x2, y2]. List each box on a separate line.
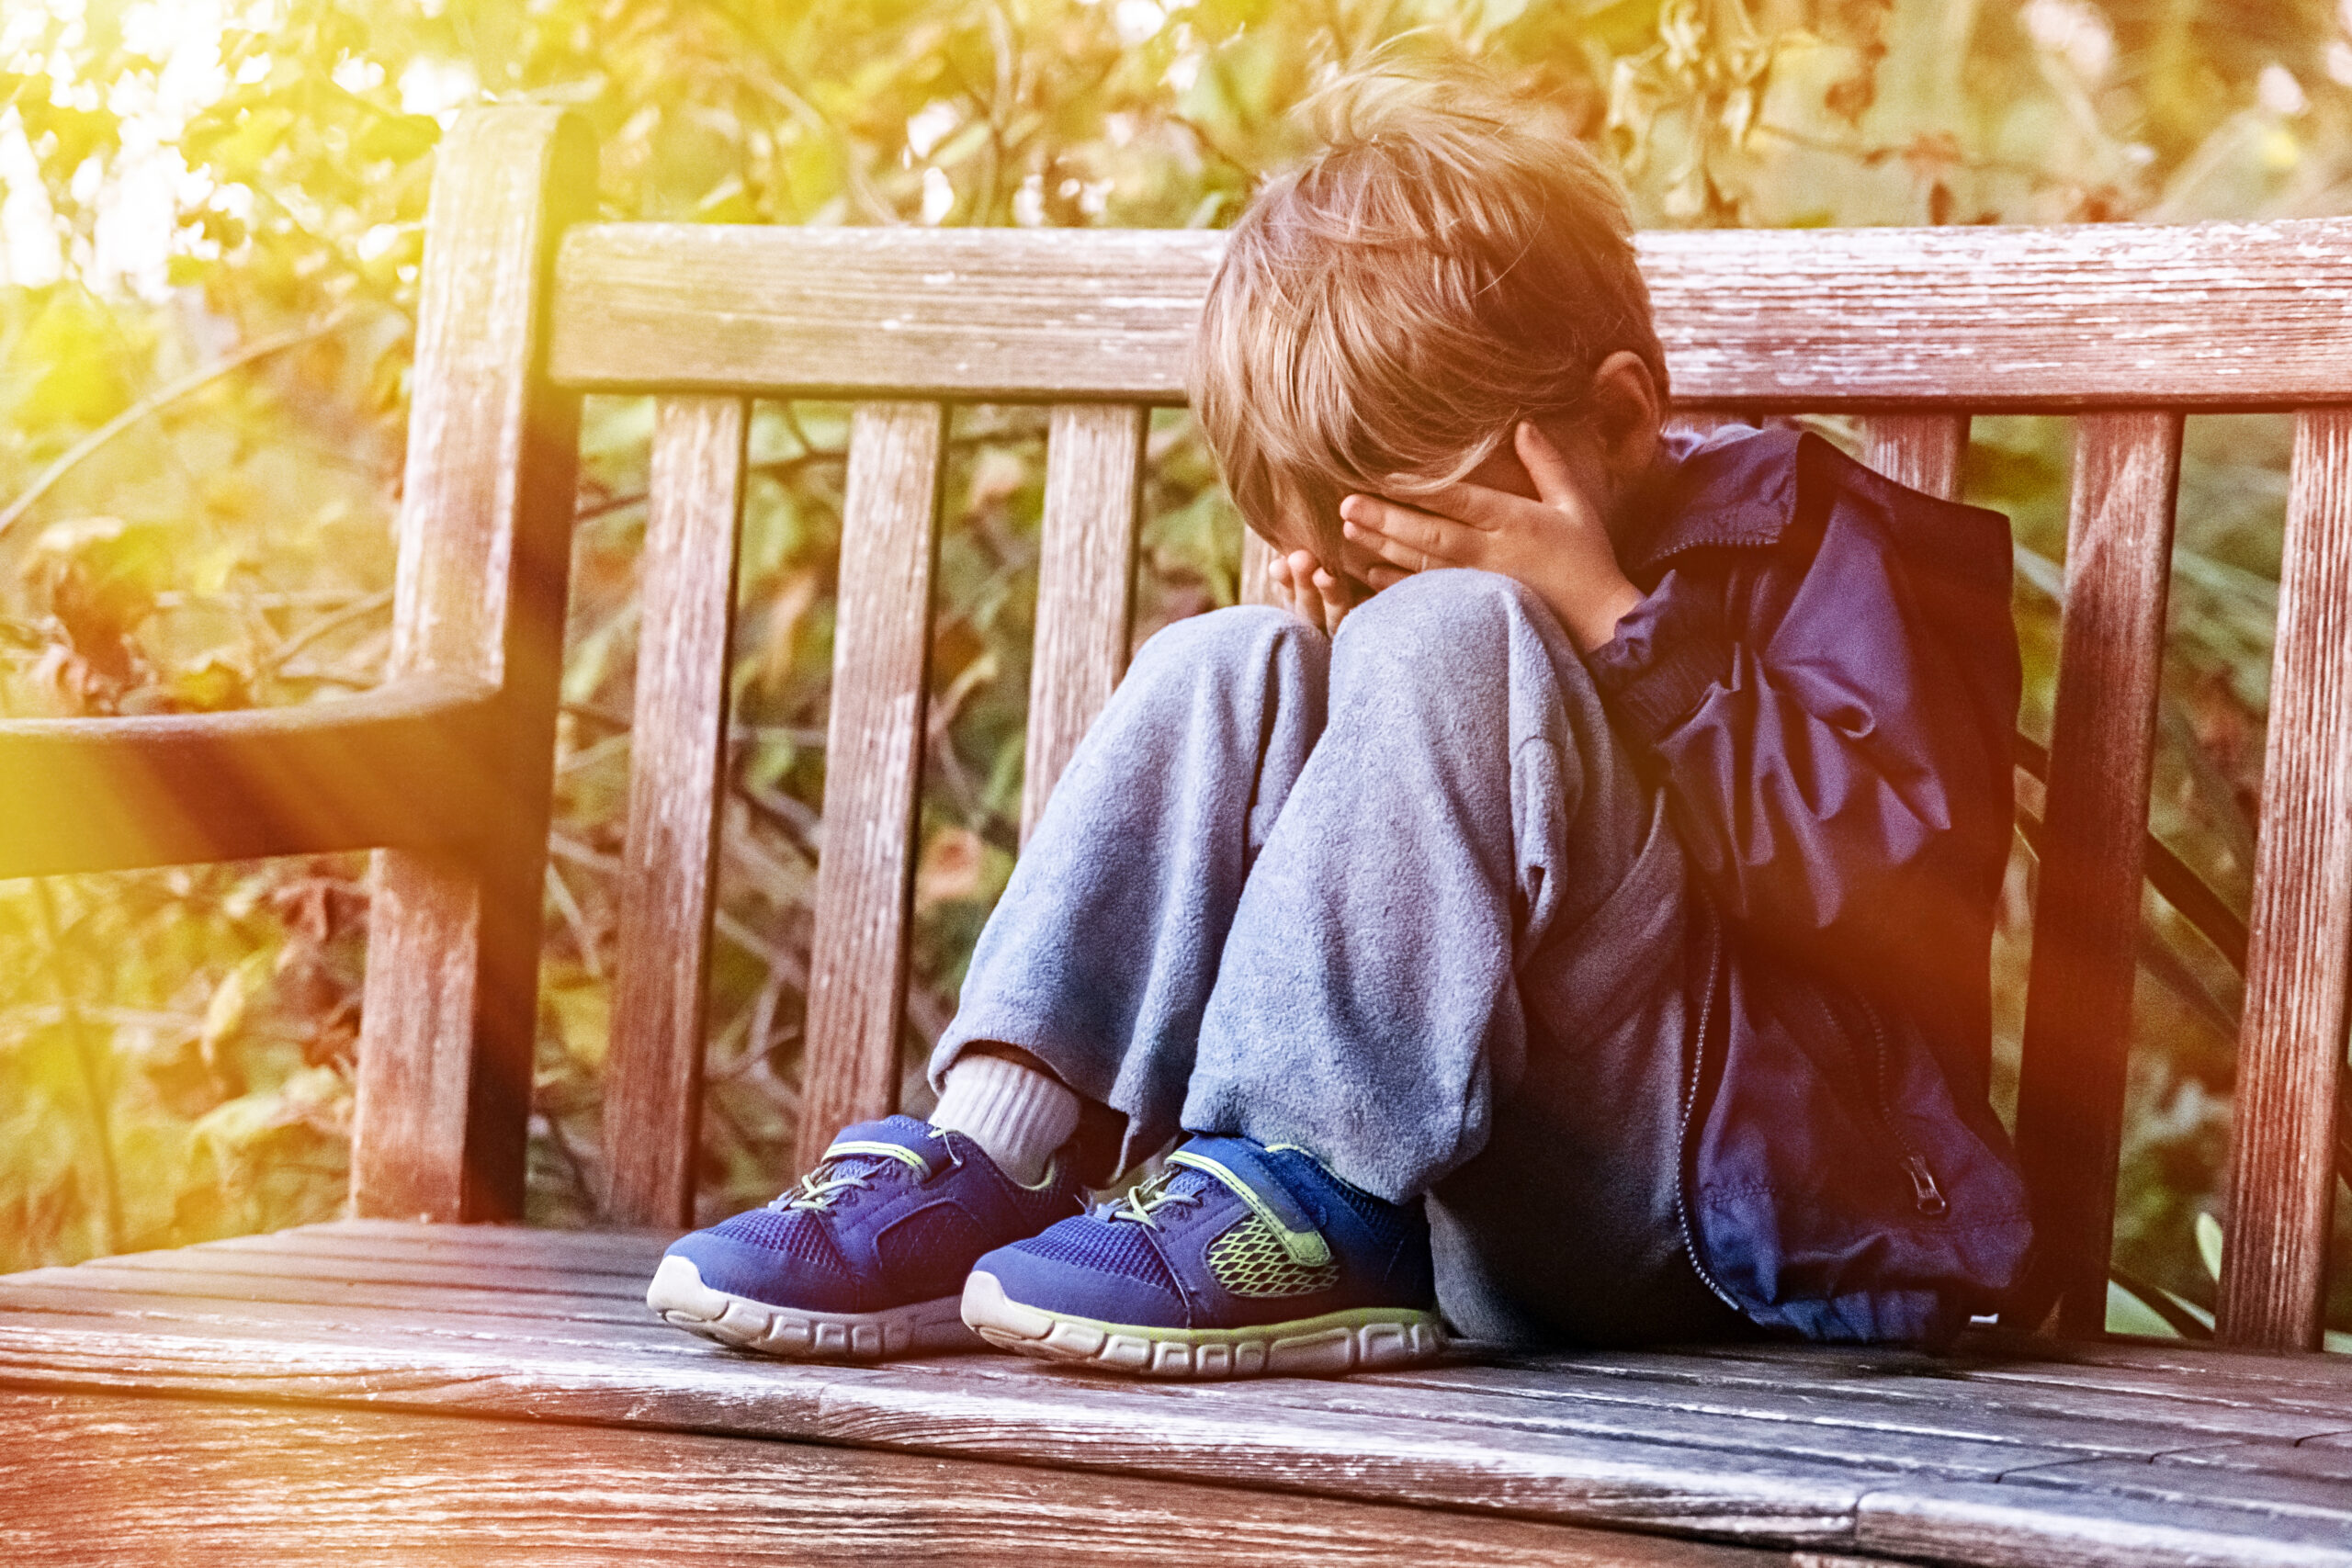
[1189, 64, 1666, 562]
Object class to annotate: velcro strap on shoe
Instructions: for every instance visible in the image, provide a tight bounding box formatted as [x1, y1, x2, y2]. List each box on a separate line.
[1169, 1139, 1330, 1269]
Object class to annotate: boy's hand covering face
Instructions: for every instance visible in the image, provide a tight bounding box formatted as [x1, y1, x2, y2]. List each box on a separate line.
[1339, 420, 1645, 655]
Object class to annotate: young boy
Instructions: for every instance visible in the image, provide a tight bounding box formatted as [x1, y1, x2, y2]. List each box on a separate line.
[646, 67, 2032, 1374]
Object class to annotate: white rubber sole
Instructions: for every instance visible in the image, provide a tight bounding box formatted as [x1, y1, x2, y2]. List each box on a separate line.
[646, 1254, 978, 1359]
[959, 1269, 1444, 1380]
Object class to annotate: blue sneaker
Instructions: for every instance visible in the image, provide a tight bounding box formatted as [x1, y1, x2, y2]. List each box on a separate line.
[648, 1115, 1081, 1359]
[959, 1134, 1443, 1378]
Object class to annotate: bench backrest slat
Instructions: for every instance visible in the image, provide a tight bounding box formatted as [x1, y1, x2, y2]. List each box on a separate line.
[1859, 414, 1969, 501]
[2220, 405, 2352, 1346]
[548, 220, 2352, 408]
[604, 395, 750, 1227]
[796, 402, 949, 1162]
[551, 227, 1219, 400]
[1023, 404, 1148, 843]
[2013, 412, 2186, 1336]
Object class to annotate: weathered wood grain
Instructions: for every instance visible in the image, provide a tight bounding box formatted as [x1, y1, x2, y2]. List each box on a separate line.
[0, 673, 499, 877]
[1016, 1368, 2086, 1480]
[56, 1243, 651, 1300]
[1889, 1331, 2352, 1391]
[0, 1269, 2169, 1486]
[1374, 1352, 2340, 1449]
[0, 1315, 1863, 1543]
[353, 107, 593, 1224]
[7, 1230, 2352, 1562]
[1853, 1479, 2352, 1568]
[908, 1346, 2112, 1475]
[603, 395, 751, 1227]
[0, 1390, 1776, 1568]
[204, 1219, 678, 1271]
[797, 401, 945, 1161]
[1623, 1336, 2352, 1409]
[2009, 411, 2184, 1336]
[1472, 1339, 2352, 1427]
[2012, 1455, 2352, 1524]
[2219, 409, 2352, 1352]
[24, 1237, 2336, 1462]
[0, 1267, 659, 1330]
[36, 1250, 661, 1317]
[1860, 413, 1971, 500]
[1022, 403, 1144, 842]
[24, 1230, 661, 1288]
[813, 1370, 1869, 1543]
[547, 219, 2352, 408]
[0, 1280, 687, 1356]
[2163, 1446, 2352, 1484]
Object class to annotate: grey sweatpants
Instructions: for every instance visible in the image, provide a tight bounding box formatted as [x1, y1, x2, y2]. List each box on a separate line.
[934, 569, 1747, 1345]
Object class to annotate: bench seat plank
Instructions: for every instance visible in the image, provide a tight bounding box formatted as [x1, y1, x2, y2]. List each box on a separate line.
[2011, 1456, 2352, 1527]
[1690, 1334, 2352, 1400]
[28, 1227, 2338, 1448]
[1853, 1479, 2352, 1568]
[38, 1241, 656, 1299]
[4, 1224, 2349, 1564]
[0, 1283, 690, 1359]
[2165, 1446, 2352, 1483]
[0, 1389, 1770, 1568]
[1375, 1359, 2341, 1450]
[1462, 1343, 2352, 1429]
[0, 1283, 2098, 1483]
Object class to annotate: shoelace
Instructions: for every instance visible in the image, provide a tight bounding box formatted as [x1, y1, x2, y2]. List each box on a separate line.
[768, 1140, 930, 1213]
[1107, 1166, 1206, 1231]
[773, 1167, 872, 1213]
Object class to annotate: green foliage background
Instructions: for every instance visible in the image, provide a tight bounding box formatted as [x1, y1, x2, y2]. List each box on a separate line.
[0, 0, 2346, 1339]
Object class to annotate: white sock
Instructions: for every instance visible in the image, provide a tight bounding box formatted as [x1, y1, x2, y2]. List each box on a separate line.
[929, 1051, 1080, 1186]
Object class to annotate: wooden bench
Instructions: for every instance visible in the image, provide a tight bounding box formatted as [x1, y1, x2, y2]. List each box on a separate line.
[3, 107, 2350, 1565]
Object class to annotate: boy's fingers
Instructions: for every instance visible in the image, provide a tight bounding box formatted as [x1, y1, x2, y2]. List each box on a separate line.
[1266, 554, 1297, 615]
[1275, 548, 1335, 630]
[1284, 549, 1320, 608]
[1340, 497, 1472, 570]
[1340, 516, 1430, 572]
[1311, 567, 1350, 633]
[1380, 477, 1510, 532]
[1513, 422, 1582, 511]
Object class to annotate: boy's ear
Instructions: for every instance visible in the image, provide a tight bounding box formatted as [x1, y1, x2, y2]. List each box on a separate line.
[1589, 350, 1664, 485]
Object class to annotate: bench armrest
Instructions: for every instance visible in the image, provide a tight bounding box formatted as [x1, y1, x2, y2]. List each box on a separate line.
[0, 672, 503, 878]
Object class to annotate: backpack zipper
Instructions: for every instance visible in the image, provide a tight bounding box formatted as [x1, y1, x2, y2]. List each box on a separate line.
[1673, 905, 1743, 1312]
[1847, 988, 1949, 1219]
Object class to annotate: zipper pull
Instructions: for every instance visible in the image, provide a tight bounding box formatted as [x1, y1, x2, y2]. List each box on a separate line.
[1903, 1155, 1950, 1218]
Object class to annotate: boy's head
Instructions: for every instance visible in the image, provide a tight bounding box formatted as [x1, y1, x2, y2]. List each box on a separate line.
[1189, 64, 1667, 567]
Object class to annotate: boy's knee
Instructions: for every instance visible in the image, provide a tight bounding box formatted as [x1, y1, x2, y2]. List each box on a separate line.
[1340, 569, 1542, 658]
[1127, 603, 1327, 690]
